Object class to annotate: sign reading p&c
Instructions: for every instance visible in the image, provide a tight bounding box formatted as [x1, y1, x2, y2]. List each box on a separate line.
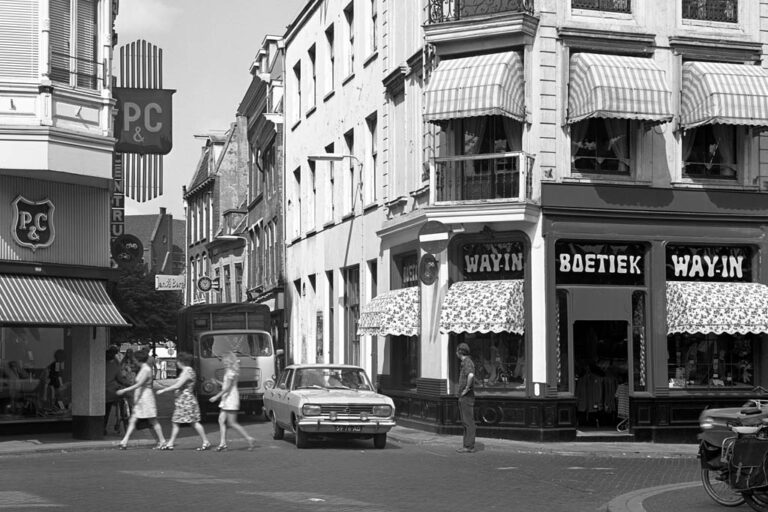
[114, 88, 175, 155]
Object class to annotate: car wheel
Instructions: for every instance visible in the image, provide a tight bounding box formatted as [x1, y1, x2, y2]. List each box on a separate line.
[373, 433, 387, 449]
[294, 426, 308, 449]
[271, 413, 284, 440]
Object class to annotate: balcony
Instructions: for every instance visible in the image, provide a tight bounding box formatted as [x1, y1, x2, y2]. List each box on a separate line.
[433, 152, 534, 203]
[571, 0, 631, 13]
[682, 0, 737, 23]
[427, 0, 534, 24]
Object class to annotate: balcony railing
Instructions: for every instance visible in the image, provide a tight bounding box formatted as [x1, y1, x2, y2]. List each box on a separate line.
[51, 51, 100, 89]
[433, 152, 534, 203]
[571, 0, 631, 13]
[427, 0, 534, 24]
[682, 0, 737, 23]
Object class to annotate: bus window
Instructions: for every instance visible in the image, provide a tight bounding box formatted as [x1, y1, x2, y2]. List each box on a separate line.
[199, 333, 273, 359]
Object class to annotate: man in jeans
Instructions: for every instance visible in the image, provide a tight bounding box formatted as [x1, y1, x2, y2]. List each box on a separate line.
[456, 343, 476, 453]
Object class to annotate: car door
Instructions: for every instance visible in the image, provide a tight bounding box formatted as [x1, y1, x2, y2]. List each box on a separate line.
[273, 368, 293, 427]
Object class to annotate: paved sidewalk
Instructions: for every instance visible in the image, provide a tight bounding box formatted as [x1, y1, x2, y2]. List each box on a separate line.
[0, 423, 698, 458]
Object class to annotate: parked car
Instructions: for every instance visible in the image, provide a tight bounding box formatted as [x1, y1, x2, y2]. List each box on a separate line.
[699, 399, 768, 446]
[263, 364, 396, 449]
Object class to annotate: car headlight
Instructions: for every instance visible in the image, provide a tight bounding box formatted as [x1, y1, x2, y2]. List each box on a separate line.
[264, 380, 274, 389]
[302, 404, 322, 416]
[700, 417, 715, 430]
[372, 405, 392, 417]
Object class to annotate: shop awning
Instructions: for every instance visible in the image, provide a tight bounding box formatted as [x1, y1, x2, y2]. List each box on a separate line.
[357, 287, 420, 337]
[440, 280, 524, 335]
[424, 51, 525, 123]
[680, 61, 768, 130]
[567, 53, 673, 124]
[666, 281, 768, 335]
[0, 275, 129, 326]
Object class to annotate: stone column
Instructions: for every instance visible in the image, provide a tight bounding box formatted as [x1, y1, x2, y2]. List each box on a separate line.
[70, 326, 106, 439]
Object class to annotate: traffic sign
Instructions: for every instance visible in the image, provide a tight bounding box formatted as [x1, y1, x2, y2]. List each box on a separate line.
[419, 221, 450, 255]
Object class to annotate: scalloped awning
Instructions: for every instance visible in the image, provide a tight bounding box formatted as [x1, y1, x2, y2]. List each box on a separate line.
[440, 280, 524, 335]
[667, 281, 768, 335]
[357, 287, 420, 337]
[567, 53, 673, 124]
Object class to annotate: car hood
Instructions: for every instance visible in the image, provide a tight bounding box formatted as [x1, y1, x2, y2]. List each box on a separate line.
[293, 389, 393, 404]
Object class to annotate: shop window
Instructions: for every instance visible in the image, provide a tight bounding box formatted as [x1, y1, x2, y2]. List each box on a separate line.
[556, 290, 569, 392]
[667, 332, 758, 390]
[450, 333, 525, 392]
[682, 125, 738, 180]
[391, 335, 419, 389]
[572, 0, 631, 13]
[343, 265, 360, 366]
[571, 118, 631, 176]
[632, 290, 647, 392]
[0, 327, 70, 422]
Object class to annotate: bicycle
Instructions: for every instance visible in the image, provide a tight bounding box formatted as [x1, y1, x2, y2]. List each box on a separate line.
[113, 395, 131, 435]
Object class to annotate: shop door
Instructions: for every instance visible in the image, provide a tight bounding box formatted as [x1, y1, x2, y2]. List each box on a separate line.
[573, 320, 630, 429]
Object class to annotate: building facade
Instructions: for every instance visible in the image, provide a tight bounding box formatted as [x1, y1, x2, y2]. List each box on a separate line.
[237, 35, 288, 359]
[124, 207, 185, 275]
[0, 0, 127, 438]
[366, 0, 768, 442]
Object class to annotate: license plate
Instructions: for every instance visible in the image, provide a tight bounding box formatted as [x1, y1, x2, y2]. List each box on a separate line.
[334, 425, 362, 433]
[239, 394, 258, 401]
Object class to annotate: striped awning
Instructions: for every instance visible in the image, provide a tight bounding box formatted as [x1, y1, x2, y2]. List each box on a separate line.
[567, 53, 673, 124]
[424, 51, 525, 123]
[667, 281, 768, 335]
[440, 280, 524, 335]
[0, 275, 129, 326]
[357, 287, 420, 337]
[680, 61, 768, 129]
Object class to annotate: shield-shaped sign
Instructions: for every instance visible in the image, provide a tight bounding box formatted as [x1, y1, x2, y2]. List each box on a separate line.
[12, 196, 55, 252]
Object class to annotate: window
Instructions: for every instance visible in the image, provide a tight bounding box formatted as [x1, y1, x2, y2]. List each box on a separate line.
[308, 160, 317, 230]
[682, 0, 737, 23]
[0, 1, 39, 79]
[391, 336, 420, 389]
[235, 263, 243, 302]
[369, 0, 377, 54]
[556, 290, 569, 392]
[365, 113, 377, 204]
[308, 45, 317, 110]
[292, 61, 302, 123]
[682, 125, 737, 180]
[571, 0, 631, 13]
[292, 167, 301, 237]
[327, 270, 335, 363]
[324, 143, 336, 224]
[344, 2, 355, 77]
[571, 118, 631, 176]
[343, 265, 360, 365]
[344, 129, 355, 214]
[450, 333, 526, 392]
[668, 332, 758, 390]
[325, 24, 335, 93]
[50, 0, 98, 89]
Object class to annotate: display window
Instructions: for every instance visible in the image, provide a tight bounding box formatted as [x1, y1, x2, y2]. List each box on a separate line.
[390, 335, 419, 389]
[667, 333, 760, 390]
[0, 327, 71, 422]
[450, 333, 525, 392]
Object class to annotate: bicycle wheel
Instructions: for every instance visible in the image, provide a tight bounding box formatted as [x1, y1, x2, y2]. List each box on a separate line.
[744, 490, 768, 512]
[701, 468, 744, 507]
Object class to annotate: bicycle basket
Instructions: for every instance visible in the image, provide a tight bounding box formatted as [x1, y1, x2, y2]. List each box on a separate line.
[728, 438, 768, 491]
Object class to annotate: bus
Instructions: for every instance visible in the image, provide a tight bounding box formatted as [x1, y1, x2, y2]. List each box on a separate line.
[176, 303, 282, 416]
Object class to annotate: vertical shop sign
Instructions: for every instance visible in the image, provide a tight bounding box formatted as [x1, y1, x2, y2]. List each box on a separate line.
[111, 153, 124, 241]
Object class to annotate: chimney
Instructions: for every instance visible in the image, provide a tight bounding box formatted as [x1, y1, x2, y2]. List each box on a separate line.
[159, 207, 166, 216]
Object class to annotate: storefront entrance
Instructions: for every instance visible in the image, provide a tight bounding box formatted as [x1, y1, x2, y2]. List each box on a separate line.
[573, 320, 629, 430]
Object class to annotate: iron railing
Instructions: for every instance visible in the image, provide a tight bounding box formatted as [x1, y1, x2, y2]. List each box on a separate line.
[682, 0, 737, 22]
[427, 0, 534, 24]
[433, 152, 533, 203]
[50, 51, 100, 89]
[572, 0, 631, 13]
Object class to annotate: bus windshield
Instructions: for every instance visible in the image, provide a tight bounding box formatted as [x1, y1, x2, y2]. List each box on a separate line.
[199, 332, 272, 359]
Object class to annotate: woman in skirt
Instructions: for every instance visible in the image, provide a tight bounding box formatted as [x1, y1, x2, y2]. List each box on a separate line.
[209, 352, 255, 451]
[157, 352, 210, 450]
[116, 350, 167, 450]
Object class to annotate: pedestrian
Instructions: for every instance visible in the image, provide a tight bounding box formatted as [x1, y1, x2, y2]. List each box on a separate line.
[156, 352, 211, 451]
[209, 352, 255, 451]
[455, 342, 476, 453]
[104, 346, 128, 436]
[116, 350, 168, 450]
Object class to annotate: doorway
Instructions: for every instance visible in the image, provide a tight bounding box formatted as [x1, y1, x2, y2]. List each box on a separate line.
[573, 320, 629, 430]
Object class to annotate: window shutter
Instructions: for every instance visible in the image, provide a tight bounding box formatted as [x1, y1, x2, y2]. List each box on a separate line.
[0, 0, 39, 80]
[50, 0, 71, 84]
[76, 0, 96, 88]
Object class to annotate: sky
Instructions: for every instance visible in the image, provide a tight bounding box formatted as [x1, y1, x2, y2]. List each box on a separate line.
[115, 0, 306, 219]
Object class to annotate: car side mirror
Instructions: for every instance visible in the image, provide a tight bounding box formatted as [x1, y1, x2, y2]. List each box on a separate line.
[278, 383, 287, 390]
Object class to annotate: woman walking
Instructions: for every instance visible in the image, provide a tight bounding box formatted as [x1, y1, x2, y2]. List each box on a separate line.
[209, 352, 255, 451]
[116, 350, 168, 450]
[157, 352, 210, 450]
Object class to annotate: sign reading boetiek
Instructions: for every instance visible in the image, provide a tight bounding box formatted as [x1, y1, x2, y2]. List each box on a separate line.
[155, 274, 185, 291]
[114, 88, 175, 155]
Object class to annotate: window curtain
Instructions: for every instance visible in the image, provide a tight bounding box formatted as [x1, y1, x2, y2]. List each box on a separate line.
[569, 120, 589, 167]
[502, 117, 523, 152]
[681, 128, 696, 164]
[604, 119, 629, 172]
[49, 0, 71, 84]
[712, 125, 736, 175]
[462, 117, 487, 155]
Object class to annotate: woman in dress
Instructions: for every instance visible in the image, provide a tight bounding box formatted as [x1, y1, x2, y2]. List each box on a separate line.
[156, 352, 210, 450]
[209, 352, 255, 451]
[116, 350, 168, 450]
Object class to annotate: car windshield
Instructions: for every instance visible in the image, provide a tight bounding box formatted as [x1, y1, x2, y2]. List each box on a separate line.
[199, 332, 272, 359]
[293, 367, 372, 391]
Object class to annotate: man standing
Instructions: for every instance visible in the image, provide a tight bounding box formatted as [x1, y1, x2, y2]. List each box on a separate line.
[456, 342, 476, 453]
